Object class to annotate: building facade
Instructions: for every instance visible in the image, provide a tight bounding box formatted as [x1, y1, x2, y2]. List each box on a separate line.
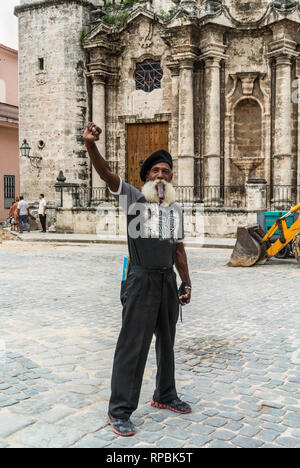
[0, 44, 19, 222]
[14, 0, 300, 235]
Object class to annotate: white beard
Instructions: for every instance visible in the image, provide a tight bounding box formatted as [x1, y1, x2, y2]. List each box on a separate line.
[141, 179, 176, 205]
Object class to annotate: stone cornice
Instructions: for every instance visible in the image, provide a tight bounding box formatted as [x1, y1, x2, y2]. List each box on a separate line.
[14, 0, 95, 16]
[84, 38, 124, 56]
[268, 37, 298, 59]
[86, 63, 120, 82]
[172, 51, 199, 68]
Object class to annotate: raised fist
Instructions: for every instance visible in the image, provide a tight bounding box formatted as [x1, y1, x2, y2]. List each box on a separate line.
[83, 122, 102, 143]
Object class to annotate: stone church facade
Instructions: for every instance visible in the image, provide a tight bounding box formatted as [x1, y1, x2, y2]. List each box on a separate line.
[14, 0, 300, 236]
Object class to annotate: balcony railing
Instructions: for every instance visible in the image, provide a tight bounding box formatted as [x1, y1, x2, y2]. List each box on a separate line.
[0, 102, 18, 121]
[69, 185, 248, 208]
[72, 186, 115, 207]
[56, 184, 300, 210]
[176, 185, 247, 207]
[268, 185, 298, 209]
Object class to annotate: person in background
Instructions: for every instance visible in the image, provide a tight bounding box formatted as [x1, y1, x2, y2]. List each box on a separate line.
[39, 194, 47, 233]
[17, 196, 30, 234]
[9, 197, 19, 231]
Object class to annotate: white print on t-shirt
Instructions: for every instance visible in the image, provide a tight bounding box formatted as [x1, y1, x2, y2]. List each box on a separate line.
[127, 202, 182, 241]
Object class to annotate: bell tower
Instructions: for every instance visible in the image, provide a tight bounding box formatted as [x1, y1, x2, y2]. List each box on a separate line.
[15, 0, 95, 202]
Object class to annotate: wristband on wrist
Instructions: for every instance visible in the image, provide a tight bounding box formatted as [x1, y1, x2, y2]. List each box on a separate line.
[85, 142, 96, 151]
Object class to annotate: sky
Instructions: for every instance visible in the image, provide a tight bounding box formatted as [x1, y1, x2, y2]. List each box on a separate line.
[0, 0, 20, 50]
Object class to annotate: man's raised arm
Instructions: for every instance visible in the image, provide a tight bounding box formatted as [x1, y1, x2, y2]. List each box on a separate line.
[83, 122, 120, 193]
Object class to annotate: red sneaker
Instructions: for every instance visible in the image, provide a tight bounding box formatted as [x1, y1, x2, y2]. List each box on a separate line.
[151, 398, 192, 414]
[106, 413, 136, 437]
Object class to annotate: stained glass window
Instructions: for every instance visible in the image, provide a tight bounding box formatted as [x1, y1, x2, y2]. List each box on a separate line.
[134, 60, 163, 93]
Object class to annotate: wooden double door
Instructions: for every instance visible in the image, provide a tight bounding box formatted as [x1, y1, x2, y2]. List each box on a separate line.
[127, 122, 169, 188]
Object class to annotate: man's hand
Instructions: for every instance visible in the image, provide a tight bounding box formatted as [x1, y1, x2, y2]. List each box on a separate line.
[179, 285, 191, 306]
[175, 243, 191, 306]
[83, 122, 102, 144]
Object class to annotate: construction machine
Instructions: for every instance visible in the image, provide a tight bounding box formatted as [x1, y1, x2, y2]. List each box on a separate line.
[228, 203, 300, 267]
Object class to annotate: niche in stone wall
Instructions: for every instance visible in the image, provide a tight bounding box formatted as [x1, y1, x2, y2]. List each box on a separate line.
[234, 98, 262, 158]
[232, 98, 264, 184]
[226, 72, 269, 187]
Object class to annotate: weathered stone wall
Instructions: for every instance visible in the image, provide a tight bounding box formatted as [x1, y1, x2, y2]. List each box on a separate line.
[104, 16, 176, 178]
[224, 0, 270, 22]
[17, 1, 91, 204]
[55, 204, 257, 237]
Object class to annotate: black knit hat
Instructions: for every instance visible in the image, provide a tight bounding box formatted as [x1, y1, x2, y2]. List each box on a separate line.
[140, 149, 173, 182]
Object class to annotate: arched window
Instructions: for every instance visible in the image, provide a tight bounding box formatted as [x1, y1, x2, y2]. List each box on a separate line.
[0, 79, 6, 103]
[234, 98, 262, 157]
[134, 59, 163, 93]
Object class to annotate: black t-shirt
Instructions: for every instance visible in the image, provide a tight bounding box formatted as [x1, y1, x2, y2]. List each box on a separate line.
[110, 178, 184, 268]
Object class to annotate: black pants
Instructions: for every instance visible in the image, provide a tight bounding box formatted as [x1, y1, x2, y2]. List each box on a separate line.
[39, 214, 46, 232]
[109, 265, 179, 420]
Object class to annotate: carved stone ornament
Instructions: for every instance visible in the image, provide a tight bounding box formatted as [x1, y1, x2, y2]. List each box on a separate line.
[271, 1, 299, 11]
[201, 0, 223, 16]
[228, 72, 261, 97]
[179, 0, 198, 16]
[139, 20, 153, 49]
[239, 73, 258, 96]
[56, 170, 66, 183]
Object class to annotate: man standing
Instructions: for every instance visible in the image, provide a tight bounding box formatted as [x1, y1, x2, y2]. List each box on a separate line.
[39, 194, 47, 233]
[17, 196, 30, 234]
[84, 122, 192, 437]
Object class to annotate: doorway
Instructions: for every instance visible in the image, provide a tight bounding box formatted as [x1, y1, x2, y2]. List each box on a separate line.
[127, 122, 169, 188]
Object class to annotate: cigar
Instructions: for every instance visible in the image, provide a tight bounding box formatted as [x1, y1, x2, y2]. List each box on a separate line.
[156, 182, 165, 200]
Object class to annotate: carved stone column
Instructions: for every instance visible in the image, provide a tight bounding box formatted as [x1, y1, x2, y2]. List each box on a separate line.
[203, 56, 222, 204]
[269, 38, 297, 208]
[91, 74, 106, 189]
[166, 59, 180, 176]
[274, 55, 292, 183]
[177, 56, 196, 195]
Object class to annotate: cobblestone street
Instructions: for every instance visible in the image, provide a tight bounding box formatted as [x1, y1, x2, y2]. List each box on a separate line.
[0, 241, 300, 448]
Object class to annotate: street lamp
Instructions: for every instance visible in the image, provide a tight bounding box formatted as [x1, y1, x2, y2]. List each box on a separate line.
[20, 139, 42, 168]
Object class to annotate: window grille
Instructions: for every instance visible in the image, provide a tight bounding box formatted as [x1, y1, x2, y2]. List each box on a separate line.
[134, 60, 163, 93]
[4, 175, 15, 209]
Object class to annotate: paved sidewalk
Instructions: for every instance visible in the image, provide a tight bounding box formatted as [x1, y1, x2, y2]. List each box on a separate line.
[7, 229, 236, 249]
[0, 242, 300, 448]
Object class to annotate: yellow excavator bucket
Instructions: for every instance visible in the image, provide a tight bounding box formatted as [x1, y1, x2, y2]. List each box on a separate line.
[228, 203, 300, 267]
[228, 225, 267, 267]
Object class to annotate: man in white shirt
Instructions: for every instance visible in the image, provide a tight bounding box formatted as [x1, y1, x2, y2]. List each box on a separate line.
[38, 194, 47, 233]
[17, 196, 30, 234]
